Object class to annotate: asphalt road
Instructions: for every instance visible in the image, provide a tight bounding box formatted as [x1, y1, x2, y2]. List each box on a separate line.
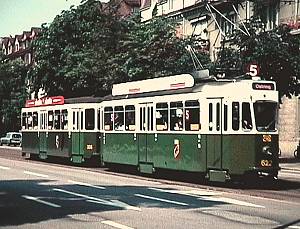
[0, 146, 300, 229]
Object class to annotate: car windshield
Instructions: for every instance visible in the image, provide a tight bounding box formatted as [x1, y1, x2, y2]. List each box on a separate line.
[254, 101, 277, 132]
[12, 134, 21, 138]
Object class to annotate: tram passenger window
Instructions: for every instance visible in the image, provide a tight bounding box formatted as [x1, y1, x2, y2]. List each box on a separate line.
[114, 106, 124, 131]
[209, 103, 213, 131]
[224, 105, 228, 131]
[48, 111, 53, 129]
[62, 109, 68, 130]
[40, 113, 43, 130]
[22, 113, 27, 130]
[97, 109, 101, 130]
[232, 102, 239, 131]
[54, 110, 61, 129]
[216, 103, 220, 131]
[85, 109, 95, 130]
[185, 101, 200, 131]
[33, 112, 38, 130]
[156, 103, 168, 131]
[170, 102, 183, 131]
[27, 112, 33, 130]
[125, 105, 135, 131]
[242, 103, 253, 130]
[104, 107, 113, 131]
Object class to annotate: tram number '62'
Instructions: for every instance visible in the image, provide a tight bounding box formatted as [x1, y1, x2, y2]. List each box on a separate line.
[261, 160, 272, 167]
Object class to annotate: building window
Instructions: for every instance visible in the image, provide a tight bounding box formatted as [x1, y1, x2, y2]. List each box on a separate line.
[217, 12, 236, 36]
[262, 3, 278, 30]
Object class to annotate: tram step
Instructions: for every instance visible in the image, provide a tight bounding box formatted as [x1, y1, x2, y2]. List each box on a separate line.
[139, 163, 154, 174]
[208, 170, 227, 182]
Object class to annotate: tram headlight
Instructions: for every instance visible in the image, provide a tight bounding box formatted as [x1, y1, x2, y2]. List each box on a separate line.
[262, 146, 272, 156]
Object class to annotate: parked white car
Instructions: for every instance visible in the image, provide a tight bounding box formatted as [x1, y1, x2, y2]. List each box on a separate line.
[0, 132, 22, 146]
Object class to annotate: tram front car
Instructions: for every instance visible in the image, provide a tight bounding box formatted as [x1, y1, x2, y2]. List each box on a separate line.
[241, 81, 280, 179]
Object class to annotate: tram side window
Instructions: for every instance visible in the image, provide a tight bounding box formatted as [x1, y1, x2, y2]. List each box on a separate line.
[104, 107, 113, 131]
[62, 109, 68, 130]
[242, 103, 253, 130]
[54, 110, 61, 129]
[114, 106, 124, 131]
[27, 112, 33, 130]
[22, 113, 27, 129]
[224, 105, 228, 131]
[97, 109, 101, 130]
[33, 112, 38, 130]
[185, 100, 200, 131]
[48, 111, 53, 129]
[85, 109, 95, 130]
[170, 102, 183, 131]
[156, 103, 168, 131]
[232, 102, 239, 131]
[125, 105, 135, 131]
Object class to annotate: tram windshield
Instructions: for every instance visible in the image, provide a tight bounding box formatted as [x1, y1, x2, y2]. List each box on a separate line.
[254, 101, 277, 132]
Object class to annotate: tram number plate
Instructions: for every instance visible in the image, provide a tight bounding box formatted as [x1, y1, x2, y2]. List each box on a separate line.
[261, 160, 272, 167]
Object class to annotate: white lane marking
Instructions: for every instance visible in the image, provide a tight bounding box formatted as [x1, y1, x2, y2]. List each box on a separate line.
[22, 195, 61, 208]
[288, 226, 300, 229]
[149, 187, 222, 197]
[0, 165, 11, 170]
[68, 180, 105, 190]
[24, 171, 49, 178]
[279, 171, 300, 177]
[53, 188, 140, 211]
[198, 196, 265, 208]
[101, 220, 134, 229]
[135, 193, 188, 206]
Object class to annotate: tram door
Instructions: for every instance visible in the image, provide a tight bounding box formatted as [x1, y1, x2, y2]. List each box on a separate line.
[71, 108, 83, 156]
[207, 99, 223, 170]
[39, 110, 47, 153]
[138, 103, 154, 168]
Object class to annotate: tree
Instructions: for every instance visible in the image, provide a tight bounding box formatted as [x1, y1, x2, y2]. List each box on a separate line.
[213, 17, 300, 97]
[30, 0, 128, 97]
[108, 16, 210, 85]
[0, 57, 29, 133]
[30, 0, 210, 98]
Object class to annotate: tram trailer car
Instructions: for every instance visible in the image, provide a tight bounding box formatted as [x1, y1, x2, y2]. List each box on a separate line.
[21, 96, 102, 163]
[21, 74, 280, 182]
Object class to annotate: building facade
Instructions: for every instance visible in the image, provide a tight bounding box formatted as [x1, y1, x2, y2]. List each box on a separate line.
[1, 27, 40, 65]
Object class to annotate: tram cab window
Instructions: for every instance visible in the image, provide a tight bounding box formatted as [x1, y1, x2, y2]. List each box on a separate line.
[62, 109, 68, 130]
[48, 111, 53, 129]
[242, 103, 253, 130]
[27, 112, 33, 130]
[104, 107, 113, 131]
[125, 105, 135, 131]
[232, 102, 240, 131]
[33, 112, 38, 130]
[85, 109, 95, 130]
[114, 106, 124, 131]
[185, 100, 200, 131]
[170, 102, 183, 131]
[54, 110, 61, 129]
[22, 113, 27, 130]
[156, 103, 168, 131]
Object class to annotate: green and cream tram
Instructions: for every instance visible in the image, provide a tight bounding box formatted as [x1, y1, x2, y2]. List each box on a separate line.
[21, 74, 280, 182]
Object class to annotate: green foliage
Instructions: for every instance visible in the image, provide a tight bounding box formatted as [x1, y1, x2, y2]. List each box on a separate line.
[213, 18, 300, 97]
[30, 0, 210, 98]
[0, 58, 29, 133]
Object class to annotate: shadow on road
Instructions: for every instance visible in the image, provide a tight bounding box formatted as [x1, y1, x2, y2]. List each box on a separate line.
[0, 179, 225, 227]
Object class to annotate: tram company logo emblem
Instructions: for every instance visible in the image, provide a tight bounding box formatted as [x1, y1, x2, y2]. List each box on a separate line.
[55, 135, 59, 149]
[173, 139, 180, 159]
